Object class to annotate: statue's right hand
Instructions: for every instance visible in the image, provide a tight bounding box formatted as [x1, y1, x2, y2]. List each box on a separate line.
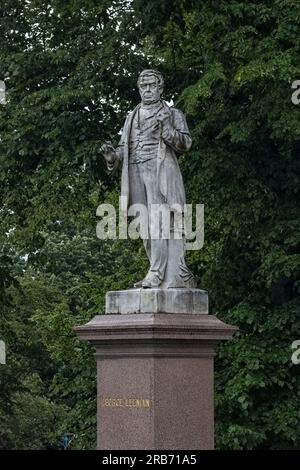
[101, 142, 117, 164]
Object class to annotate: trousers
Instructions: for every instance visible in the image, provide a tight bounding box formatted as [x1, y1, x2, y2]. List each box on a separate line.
[128, 158, 167, 280]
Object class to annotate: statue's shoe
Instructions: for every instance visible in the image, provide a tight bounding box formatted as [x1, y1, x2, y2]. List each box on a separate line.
[133, 279, 144, 288]
[133, 270, 152, 288]
[141, 272, 162, 288]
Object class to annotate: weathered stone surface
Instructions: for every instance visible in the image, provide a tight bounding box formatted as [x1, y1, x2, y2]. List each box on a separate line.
[105, 288, 208, 314]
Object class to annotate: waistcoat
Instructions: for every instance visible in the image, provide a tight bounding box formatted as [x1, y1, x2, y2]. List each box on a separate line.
[129, 103, 163, 163]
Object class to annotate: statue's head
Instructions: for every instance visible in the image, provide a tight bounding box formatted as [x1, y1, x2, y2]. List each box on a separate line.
[137, 69, 164, 105]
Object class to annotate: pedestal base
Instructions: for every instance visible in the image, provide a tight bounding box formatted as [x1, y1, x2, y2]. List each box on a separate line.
[74, 311, 237, 450]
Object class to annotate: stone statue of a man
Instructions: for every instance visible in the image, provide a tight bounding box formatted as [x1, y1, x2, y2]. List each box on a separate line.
[102, 69, 196, 289]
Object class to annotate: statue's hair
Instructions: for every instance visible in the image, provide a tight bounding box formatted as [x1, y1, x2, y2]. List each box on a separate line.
[137, 69, 164, 89]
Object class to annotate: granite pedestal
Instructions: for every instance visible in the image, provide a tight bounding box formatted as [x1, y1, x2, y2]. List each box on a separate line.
[74, 288, 237, 450]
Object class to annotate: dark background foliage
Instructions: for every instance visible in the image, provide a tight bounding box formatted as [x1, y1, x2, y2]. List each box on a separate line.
[0, 0, 299, 449]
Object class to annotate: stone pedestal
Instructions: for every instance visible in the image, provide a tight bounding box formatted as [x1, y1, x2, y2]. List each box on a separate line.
[74, 289, 237, 450]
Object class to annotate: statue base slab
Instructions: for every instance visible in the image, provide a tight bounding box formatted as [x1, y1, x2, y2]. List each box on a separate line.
[105, 288, 208, 315]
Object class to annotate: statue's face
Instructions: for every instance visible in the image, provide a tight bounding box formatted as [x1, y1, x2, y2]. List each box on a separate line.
[138, 75, 161, 104]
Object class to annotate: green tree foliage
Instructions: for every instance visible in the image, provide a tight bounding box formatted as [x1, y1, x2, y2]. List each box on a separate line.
[0, 257, 67, 449]
[139, 0, 300, 449]
[0, 0, 300, 449]
[0, 0, 147, 449]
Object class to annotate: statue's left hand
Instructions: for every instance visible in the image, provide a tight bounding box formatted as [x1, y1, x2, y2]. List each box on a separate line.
[156, 107, 171, 125]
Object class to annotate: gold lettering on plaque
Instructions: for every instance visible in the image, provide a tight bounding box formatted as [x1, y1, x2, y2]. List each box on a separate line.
[101, 397, 151, 408]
